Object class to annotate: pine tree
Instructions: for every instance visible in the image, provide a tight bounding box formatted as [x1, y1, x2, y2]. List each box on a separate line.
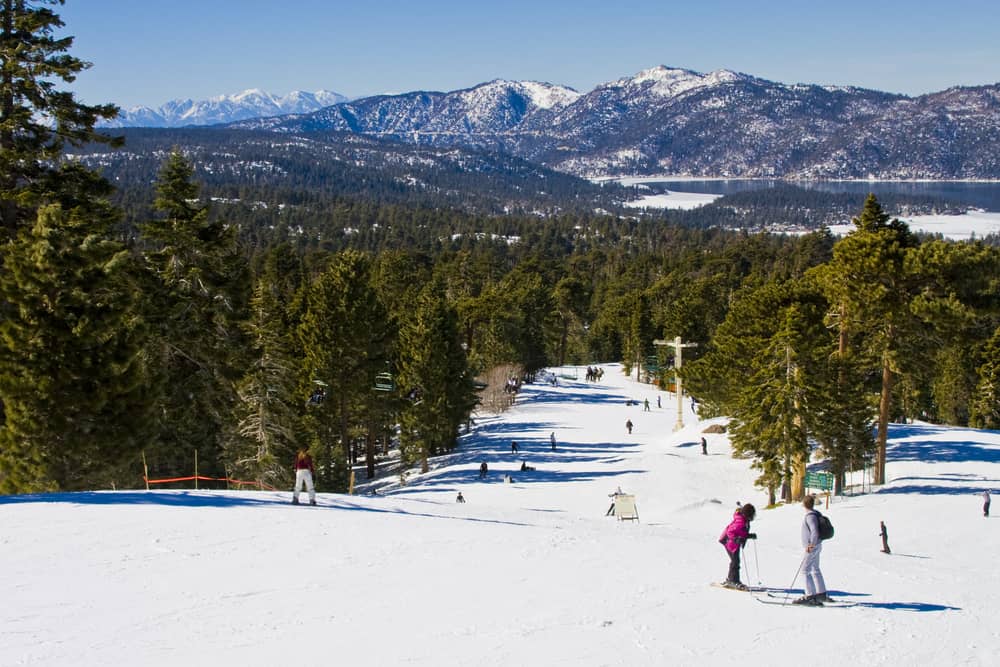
[0, 202, 147, 491]
[139, 152, 246, 479]
[224, 280, 299, 488]
[296, 250, 390, 491]
[549, 275, 590, 367]
[398, 279, 476, 474]
[713, 281, 828, 502]
[971, 326, 1000, 429]
[0, 0, 120, 238]
[817, 195, 919, 485]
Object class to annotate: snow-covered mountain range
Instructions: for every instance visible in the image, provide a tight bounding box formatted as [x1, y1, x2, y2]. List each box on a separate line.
[104, 66, 1000, 179]
[103, 89, 348, 128]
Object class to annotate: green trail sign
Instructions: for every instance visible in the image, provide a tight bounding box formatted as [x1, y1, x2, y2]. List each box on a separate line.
[804, 471, 834, 491]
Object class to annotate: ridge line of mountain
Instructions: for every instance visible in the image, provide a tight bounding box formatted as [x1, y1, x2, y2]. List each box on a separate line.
[104, 65, 1000, 179]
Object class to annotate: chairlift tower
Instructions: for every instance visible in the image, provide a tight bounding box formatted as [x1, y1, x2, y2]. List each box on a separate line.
[654, 336, 697, 431]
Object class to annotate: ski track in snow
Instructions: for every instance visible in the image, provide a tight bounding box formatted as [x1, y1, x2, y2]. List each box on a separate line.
[2, 364, 999, 665]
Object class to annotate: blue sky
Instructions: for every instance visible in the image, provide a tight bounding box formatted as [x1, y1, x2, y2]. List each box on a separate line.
[61, 0, 1000, 108]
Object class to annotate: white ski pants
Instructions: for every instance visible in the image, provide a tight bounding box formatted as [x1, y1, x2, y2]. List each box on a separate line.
[803, 544, 826, 596]
[294, 469, 315, 503]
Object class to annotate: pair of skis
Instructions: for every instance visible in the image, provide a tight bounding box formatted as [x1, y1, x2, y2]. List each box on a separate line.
[711, 582, 856, 607]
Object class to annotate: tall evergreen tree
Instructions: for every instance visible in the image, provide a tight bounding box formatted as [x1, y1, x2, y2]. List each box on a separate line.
[971, 326, 1000, 429]
[0, 202, 146, 491]
[398, 279, 476, 474]
[296, 250, 390, 491]
[139, 152, 246, 479]
[0, 0, 120, 238]
[692, 279, 830, 503]
[224, 280, 299, 488]
[549, 275, 590, 366]
[817, 195, 919, 485]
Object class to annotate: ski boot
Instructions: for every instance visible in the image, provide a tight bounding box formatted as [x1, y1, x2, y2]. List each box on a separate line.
[792, 594, 823, 606]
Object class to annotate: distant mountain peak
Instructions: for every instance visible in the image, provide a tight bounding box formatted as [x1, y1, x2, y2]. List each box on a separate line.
[461, 79, 581, 110]
[103, 88, 349, 128]
[617, 65, 746, 98]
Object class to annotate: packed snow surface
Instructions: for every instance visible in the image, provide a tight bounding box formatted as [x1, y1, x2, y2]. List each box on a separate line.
[2, 365, 999, 666]
[624, 190, 722, 210]
[830, 209, 1000, 240]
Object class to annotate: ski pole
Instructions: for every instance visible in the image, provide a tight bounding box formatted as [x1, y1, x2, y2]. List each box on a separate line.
[781, 552, 809, 604]
[752, 538, 762, 588]
[739, 543, 756, 595]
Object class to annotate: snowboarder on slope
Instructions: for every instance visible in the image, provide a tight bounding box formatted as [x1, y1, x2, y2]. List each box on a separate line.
[719, 503, 756, 589]
[984, 489, 991, 517]
[626, 419, 633, 434]
[292, 448, 316, 506]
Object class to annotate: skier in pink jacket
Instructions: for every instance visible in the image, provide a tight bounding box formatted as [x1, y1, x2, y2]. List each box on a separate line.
[719, 503, 756, 590]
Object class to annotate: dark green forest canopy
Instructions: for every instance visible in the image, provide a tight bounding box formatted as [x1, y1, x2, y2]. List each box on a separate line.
[4, 2, 1000, 495]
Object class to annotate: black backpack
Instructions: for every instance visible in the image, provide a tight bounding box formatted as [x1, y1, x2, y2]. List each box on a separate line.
[813, 510, 834, 541]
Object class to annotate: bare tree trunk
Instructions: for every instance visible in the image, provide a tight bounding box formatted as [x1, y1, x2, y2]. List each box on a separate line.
[558, 319, 568, 367]
[1, 3, 19, 237]
[365, 418, 376, 479]
[791, 457, 806, 501]
[876, 352, 894, 486]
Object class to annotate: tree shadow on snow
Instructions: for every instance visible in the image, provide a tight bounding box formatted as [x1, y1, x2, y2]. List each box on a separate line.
[388, 466, 647, 495]
[877, 484, 995, 496]
[0, 490, 543, 528]
[0, 490, 280, 508]
[886, 430, 1000, 465]
[515, 382, 632, 408]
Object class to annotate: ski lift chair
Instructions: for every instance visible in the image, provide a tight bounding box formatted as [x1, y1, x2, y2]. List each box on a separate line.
[374, 372, 395, 392]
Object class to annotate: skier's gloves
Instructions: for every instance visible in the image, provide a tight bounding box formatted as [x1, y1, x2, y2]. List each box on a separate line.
[747, 533, 757, 540]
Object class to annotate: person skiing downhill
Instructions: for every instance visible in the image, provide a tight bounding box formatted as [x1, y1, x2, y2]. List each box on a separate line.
[292, 448, 316, 506]
[719, 503, 756, 589]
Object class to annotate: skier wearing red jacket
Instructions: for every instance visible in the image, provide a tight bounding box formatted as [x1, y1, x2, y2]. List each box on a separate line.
[292, 448, 316, 506]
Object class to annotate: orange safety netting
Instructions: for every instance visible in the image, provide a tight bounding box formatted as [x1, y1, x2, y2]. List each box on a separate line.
[142, 475, 278, 492]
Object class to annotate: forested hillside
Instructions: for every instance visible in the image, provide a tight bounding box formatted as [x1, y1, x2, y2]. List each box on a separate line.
[3, 2, 1000, 502]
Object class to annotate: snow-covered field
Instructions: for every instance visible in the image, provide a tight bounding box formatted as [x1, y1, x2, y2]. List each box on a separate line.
[830, 209, 1000, 241]
[3, 365, 999, 666]
[621, 181, 1000, 239]
[624, 190, 722, 210]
